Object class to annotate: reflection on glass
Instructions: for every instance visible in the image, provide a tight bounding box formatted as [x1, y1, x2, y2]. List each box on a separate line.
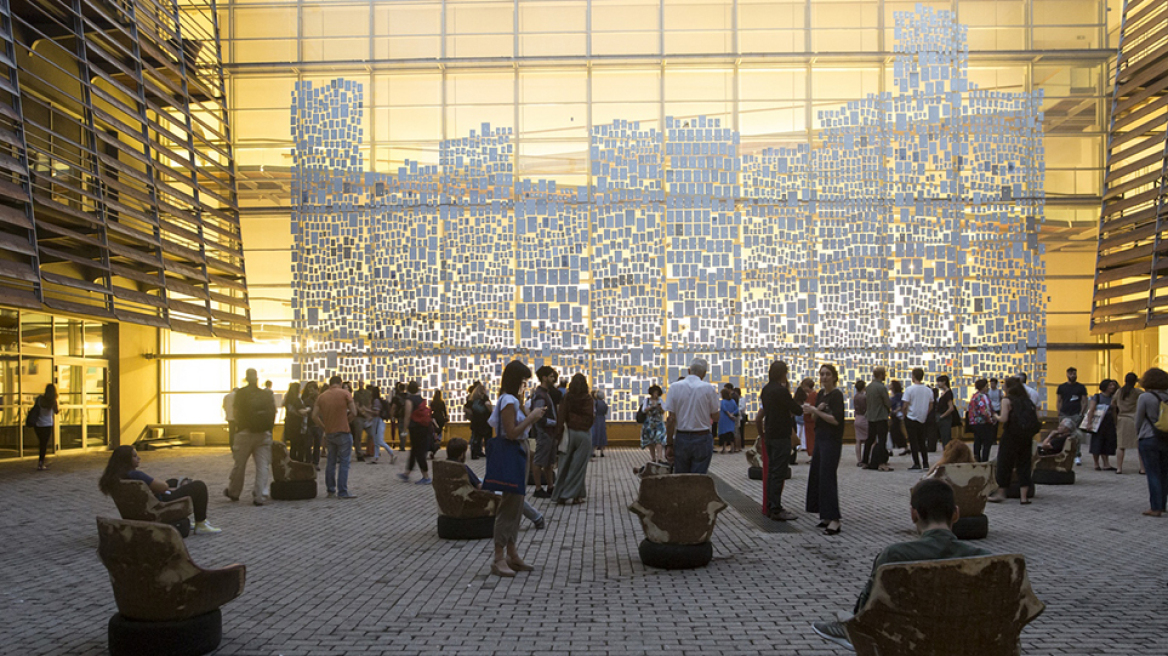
[84, 322, 104, 357]
[56, 364, 84, 406]
[0, 309, 17, 352]
[59, 407, 83, 450]
[20, 313, 51, 354]
[86, 407, 107, 448]
[86, 366, 107, 404]
[55, 318, 84, 357]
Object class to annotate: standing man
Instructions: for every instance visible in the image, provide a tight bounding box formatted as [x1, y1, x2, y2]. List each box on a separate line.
[222, 387, 238, 450]
[312, 375, 358, 499]
[1019, 372, 1041, 406]
[351, 381, 372, 462]
[903, 368, 934, 471]
[1056, 367, 1087, 466]
[755, 360, 804, 520]
[863, 366, 892, 471]
[529, 366, 560, 498]
[664, 358, 720, 474]
[225, 368, 276, 506]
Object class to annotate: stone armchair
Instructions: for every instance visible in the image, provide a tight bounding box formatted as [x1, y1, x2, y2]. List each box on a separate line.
[844, 554, 1045, 656]
[924, 462, 997, 539]
[109, 480, 194, 536]
[270, 441, 317, 500]
[1033, 434, 1079, 485]
[432, 459, 498, 539]
[628, 474, 728, 569]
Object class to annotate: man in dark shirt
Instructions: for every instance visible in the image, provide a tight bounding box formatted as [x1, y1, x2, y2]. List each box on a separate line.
[812, 478, 991, 650]
[1057, 367, 1088, 465]
[225, 368, 277, 506]
[530, 366, 560, 498]
[755, 360, 804, 521]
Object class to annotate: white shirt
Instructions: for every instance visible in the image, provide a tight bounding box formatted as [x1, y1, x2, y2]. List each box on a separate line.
[1026, 384, 1040, 407]
[663, 375, 720, 432]
[488, 393, 527, 439]
[903, 383, 934, 423]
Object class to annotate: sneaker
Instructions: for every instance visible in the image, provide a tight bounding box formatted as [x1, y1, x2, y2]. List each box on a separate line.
[253, 498, 266, 507]
[327, 491, 336, 498]
[533, 488, 550, 498]
[415, 477, 431, 485]
[533, 516, 546, 530]
[908, 465, 922, 471]
[812, 621, 854, 651]
[1075, 457, 1082, 466]
[397, 473, 410, 482]
[223, 489, 238, 502]
[194, 521, 222, 534]
[338, 494, 358, 499]
[368, 459, 378, 465]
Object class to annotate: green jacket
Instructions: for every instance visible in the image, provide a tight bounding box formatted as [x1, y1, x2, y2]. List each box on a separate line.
[854, 528, 991, 614]
[865, 379, 890, 422]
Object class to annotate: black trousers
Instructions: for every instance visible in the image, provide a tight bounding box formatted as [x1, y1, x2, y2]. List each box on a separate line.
[889, 416, 907, 449]
[996, 431, 1032, 491]
[286, 422, 307, 462]
[905, 419, 929, 468]
[805, 435, 841, 521]
[34, 425, 52, 462]
[308, 425, 323, 465]
[762, 436, 791, 515]
[925, 417, 940, 452]
[972, 424, 996, 463]
[470, 428, 489, 458]
[863, 420, 889, 468]
[406, 424, 430, 475]
[163, 479, 208, 522]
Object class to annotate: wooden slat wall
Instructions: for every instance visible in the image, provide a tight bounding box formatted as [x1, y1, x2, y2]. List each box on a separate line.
[1092, 0, 1168, 334]
[0, 0, 250, 339]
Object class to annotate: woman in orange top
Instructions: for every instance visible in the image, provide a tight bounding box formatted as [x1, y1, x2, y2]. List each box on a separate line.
[794, 377, 817, 457]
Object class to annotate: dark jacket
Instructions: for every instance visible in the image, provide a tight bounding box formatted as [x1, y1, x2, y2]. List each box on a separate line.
[854, 528, 991, 614]
[560, 392, 595, 432]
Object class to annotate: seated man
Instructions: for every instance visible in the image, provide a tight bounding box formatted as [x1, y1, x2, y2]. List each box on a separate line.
[812, 478, 990, 649]
[1036, 418, 1077, 457]
[445, 438, 544, 530]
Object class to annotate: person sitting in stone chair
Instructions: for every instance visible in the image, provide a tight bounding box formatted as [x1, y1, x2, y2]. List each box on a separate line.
[926, 439, 975, 476]
[811, 478, 990, 649]
[1036, 418, 1078, 457]
[445, 438, 544, 530]
[99, 445, 222, 535]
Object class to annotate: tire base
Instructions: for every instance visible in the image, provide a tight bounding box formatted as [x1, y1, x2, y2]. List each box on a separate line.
[638, 539, 713, 570]
[109, 609, 221, 656]
[437, 514, 495, 540]
[271, 478, 317, 501]
[1032, 469, 1075, 485]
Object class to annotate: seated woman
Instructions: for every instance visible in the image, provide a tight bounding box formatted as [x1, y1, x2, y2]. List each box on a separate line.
[926, 439, 975, 476]
[1037, 419, 1077, 457]
[99, 445, 222, 534]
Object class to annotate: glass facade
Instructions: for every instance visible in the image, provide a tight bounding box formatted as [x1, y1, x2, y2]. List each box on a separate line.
[0, 310, 109, 459]
[153, 0, 1121, 422]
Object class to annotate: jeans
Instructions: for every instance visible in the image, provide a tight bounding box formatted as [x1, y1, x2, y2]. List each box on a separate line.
[163, 479, 209, 522]
[762, 437, 792, 515]
[406, 424, 430, 475]
[1138, 437, 1168, 512]
[905, 419, 929, 468]
[326, 431, 353, 496]
[227, 430, 272, 501]
[309, 425, 324, 465]
[863, 420, 889, 468]
[368, 418, 394, 461]
[972, 424, 996, 462]
[806, 434, 841, 521]
[673, 430, 713, 474]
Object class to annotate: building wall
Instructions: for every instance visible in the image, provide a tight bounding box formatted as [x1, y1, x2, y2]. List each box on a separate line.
[117, 323, 159, 445]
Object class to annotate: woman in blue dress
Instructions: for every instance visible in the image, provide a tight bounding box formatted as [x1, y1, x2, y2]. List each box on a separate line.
[640, 385, 666, 463]
[591, 389, 609, 458]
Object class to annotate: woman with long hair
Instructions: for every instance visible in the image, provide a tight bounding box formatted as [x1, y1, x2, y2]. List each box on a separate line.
[803, 364, 845, 535]
[591, 388, 608, 458]
[967, 378, 996, 463]
[368, 386, 396, 465]
[795, 377, 817, 458]
[301, 381, 323, 468]
[283, 382, 309, 462]
[32, 383, 58, 471]
[430, 389, 449, 453]
[1135, 367, 1168, 517]
[1085, 379, 1118, 471]
[988, 377, 1036, 505]
[487, 360, 544, 576]
[99, 445, 221, 534]
[553, 373, 595, 505]
[1115, 372, 1142, 475]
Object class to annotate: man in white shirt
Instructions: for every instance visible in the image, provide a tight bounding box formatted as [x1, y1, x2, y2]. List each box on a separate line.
[902, 368, 934, 471]
[1019, 372, 1041, 407]
[664, 358, 721, 474]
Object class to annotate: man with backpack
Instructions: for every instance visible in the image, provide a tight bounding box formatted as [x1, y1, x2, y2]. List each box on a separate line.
[224, 368, 277, 506]
[397, 381, 433, 484]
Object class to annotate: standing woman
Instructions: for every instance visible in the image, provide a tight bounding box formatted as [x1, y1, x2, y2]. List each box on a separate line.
[988, 377, 1036, 505]
[368, 386, 396, 465]
[967, 379, 996, 463]
[718, 388, 738, 454]
[889, 379, 907, 454]
[300, 382, 323, 467]
[487, 360, 545, 575]
[430, 389, 449, 451]
[591, 389, 608, 458]
[803, 364, 845, 535]
[554, 374, 594, 505]
[283, 382, 309, 462]
[465, 383, 492, 460]
[935, 375, 955, 449]
[800, 377, 818, 457]
[853, 380, 868, 465]
[1115, 372, 1142, 475]
[640, 385, 667, 463]
[32, 384, 58, 471]
[1085, 379, 1118, 471]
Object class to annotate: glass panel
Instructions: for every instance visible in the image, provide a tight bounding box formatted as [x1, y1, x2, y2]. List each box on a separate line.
[236, 358, 294, 395]
[22, 357, 52, 456]
[0, 358, 18, 458]
[86, 365, 107, 405]
[164, 393, 227, 425]
[58, 407, 84, 451]
[164, 359, 231, 392]
[56, 364, 83, 406]
[21, 313, 51, 354]
[55, 318, 84, 357]
[164, 331, 224, 355]
[86, 407, 108, 448]
[0, 309, 17, 353]
[84, 322, 105, 357]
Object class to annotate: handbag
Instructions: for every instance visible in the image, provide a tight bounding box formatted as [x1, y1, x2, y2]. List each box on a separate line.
[482, 436, 527, 495]
[635, 398, 647, 424]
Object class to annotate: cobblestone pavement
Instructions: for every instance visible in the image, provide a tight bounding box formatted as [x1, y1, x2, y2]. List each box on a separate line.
[0, 443, 1164, 655]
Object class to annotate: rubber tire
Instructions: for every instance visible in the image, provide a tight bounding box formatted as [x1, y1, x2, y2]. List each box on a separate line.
[108, 609, 222, 656]
[172, 517, 191, 538]
[437, 514, 495, 540]
[1005, 482, 1037, 499]
[952, 514, 989, 540]
[1032, 469, 1075, 485]
[270, 478, 317, 501]
[748, 466, 763, 480]
[638, 539, 713, 570]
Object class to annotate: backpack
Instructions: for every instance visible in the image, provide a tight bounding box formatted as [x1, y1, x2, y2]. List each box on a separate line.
[1149, 391, 1168, 439]
[410, 397, 432, 426]
[1011, 396, 1041, 438]
[236, 386, 276, 433]
[378, 398, 393, 420]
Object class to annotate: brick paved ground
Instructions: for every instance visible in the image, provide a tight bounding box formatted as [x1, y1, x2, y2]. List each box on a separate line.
[0, 444, 1164, 655]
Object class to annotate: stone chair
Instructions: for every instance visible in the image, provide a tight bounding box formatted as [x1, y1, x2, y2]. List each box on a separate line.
[96, 516, 246, 656]
[924, 462, 997, 539]
[432, 459, 498, 539]
[628, 474, 728, 569]
[843, 554, 1045, 656]
[270, 441, 317, 500]
[1032, 433, 1079, 485]
[745, 438, 763, 479]
[109, 479, 194, 537]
